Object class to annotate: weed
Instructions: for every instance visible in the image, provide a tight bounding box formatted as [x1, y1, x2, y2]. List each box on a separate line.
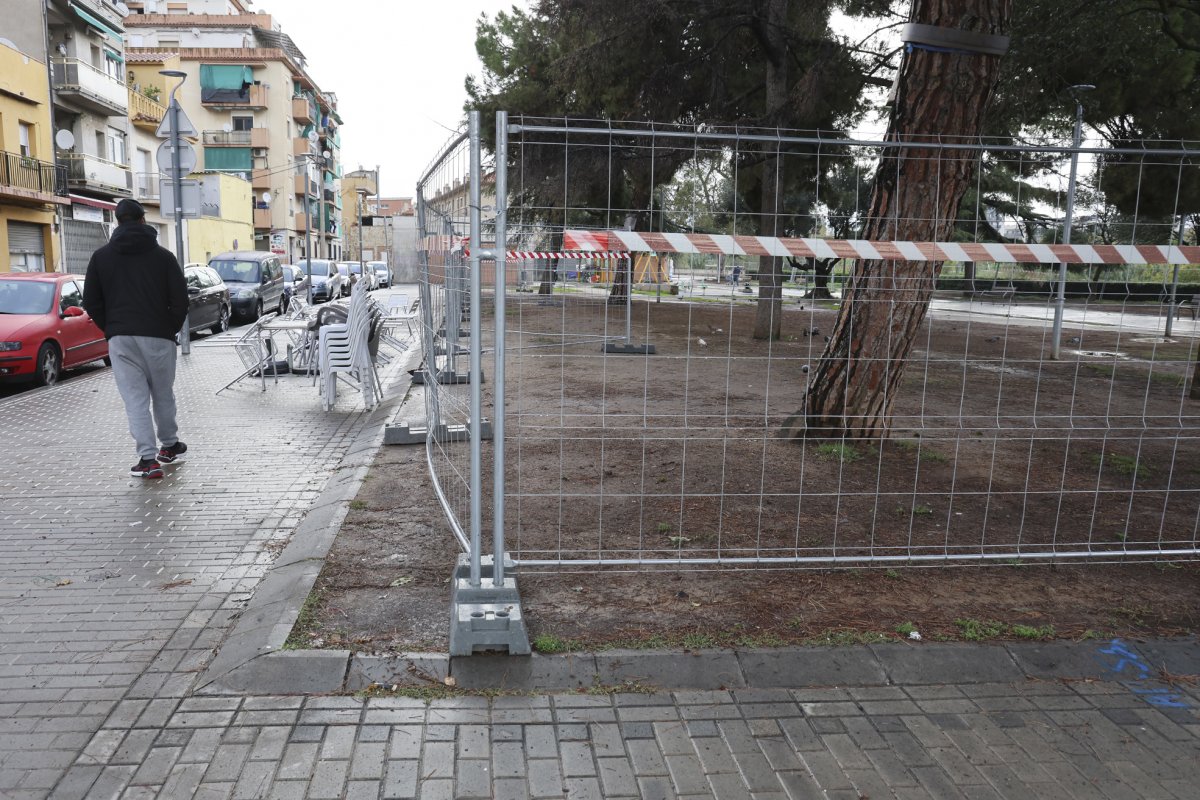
[815, 443, 862, 463]
[734, 632, 789, 648]
[806, 629, 890, 646]
[681, 632, 717, 649]
[919, 449, 949, 464]
[1155, 561, 1182, 571]
[885, 569, 901, 579]
[349, 499, 368, 511]
[656, 522, 673, 533]
[532, 634, 571, 654]
[1092, 452, 1149, 480]
[955, 618, 1005, 641]
[912, 505, 934, 516]
[1010, 624, 1055, 640]
[586, 680, 657, 695]
[895, 621, 918, 636]
[283, 588, 325, 649]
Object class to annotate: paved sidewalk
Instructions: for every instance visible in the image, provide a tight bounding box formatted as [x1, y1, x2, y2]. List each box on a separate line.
[0, 295, 1197, 799]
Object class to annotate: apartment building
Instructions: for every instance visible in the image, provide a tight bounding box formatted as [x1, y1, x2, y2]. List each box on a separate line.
[123, 0, 344, 263]
[46, 0, 134, 272]
[1, 0, 69, 273]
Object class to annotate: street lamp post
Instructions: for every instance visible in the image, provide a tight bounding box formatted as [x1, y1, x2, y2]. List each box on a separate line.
[356, 187, 368, 279]
[160, 69, 190, 355]
[1051, 83, 1095, 360]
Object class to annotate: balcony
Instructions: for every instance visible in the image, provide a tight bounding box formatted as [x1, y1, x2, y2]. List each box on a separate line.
[128, 91, 167, 131]
[292, 137, 312, 158]
[254, 208, 272, 228]
[292, 96, 313, 124]
[134, 172, 160, 203]
[62, 152, 132, 195]
[201, 83, 267, 109]
[251, 168, 271, 191]
[52, 58, 128, 116]
[0, 151, 70, 207]
[202, 128, 271, 147]
[293, 214, 307, 233]
[294, 174, 316, 196]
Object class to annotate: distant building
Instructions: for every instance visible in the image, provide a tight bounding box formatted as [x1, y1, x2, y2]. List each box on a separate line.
[123, 0, 344, 263]
[47, 0, 134, 272]
[0, 0, 69, 273]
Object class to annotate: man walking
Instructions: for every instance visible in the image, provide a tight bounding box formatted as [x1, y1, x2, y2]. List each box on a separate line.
[84, 199, 189, 479]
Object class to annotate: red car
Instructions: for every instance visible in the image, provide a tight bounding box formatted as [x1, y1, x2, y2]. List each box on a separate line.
[0, 272, 109, 386]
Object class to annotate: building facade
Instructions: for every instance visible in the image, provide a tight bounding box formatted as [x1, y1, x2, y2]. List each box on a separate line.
[1, 0, 69, 273]
[46, 0, 134, 273]
[123, 0, 344, 265]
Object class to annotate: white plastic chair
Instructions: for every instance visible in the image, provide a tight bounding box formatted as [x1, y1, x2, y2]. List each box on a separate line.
[317, 281, 381, 410]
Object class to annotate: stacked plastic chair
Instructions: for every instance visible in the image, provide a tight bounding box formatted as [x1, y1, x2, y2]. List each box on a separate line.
[317, 280, 382, 411]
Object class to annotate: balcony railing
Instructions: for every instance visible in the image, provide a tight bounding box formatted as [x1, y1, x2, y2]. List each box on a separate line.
[204, 130, 253, 146]
[62, 152, 132, 194]
[51, 58, 127, 115]
[292, 96, 313, 123]
[128, 90, 166, 129]
[0, 151, 69, 199]
[134, 172, 160, 202]
[201, 83, 267, 108]
[254, 208, 272, 228]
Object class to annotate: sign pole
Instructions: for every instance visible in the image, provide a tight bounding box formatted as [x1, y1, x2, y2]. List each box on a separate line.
[161, 70, 191, 355]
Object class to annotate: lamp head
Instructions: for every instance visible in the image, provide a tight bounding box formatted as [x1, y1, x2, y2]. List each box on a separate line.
[159, 69, 187, 79]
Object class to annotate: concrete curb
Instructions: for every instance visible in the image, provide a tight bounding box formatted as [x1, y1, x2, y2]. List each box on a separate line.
[196, 347, 422, 695]
[208, 636, 1199, 696]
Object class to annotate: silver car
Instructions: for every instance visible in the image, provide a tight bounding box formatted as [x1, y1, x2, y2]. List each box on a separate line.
[296, 259, 345, 303]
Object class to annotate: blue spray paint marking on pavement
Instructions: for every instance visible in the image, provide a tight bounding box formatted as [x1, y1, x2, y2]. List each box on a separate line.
[1097, 639, 1192, 709]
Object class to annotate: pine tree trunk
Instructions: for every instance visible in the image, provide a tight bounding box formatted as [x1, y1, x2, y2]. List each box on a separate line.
[753, 0, 789, 340]
[795, 0, 1011, 439]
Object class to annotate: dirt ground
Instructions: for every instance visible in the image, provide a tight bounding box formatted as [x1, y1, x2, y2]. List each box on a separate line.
[291, 295, 1200, 654]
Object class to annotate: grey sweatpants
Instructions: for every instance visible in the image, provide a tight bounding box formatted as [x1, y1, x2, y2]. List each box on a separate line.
[108, 335, 179, 460]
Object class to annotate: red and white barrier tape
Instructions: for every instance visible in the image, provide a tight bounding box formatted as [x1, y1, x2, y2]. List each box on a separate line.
[564, 230, 1200, 266]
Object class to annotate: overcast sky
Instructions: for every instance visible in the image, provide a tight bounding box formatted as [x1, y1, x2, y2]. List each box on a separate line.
[260, 0, 524, 199]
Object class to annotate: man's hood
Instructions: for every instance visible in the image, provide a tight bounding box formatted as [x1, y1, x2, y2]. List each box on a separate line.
[108, 222, 160, 255]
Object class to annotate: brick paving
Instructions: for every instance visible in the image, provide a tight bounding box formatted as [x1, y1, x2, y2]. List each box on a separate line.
[1, 305, 1198, 799]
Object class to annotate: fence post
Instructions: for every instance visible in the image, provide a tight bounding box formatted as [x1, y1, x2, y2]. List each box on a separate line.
[493, 110, 508, 588]
[447, 110, 530, 656]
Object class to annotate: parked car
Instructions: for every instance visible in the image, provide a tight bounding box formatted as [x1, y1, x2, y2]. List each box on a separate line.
[296, 259, 345, 303]
[333, 262, 354, 296]
[281, 265, 310, 312]
[183, 264, 232, 336]
[208, 251, 286, 321]
[369, 261, 392, 288]
[347, 261, 377, 291]
[0, 273, 108, 386]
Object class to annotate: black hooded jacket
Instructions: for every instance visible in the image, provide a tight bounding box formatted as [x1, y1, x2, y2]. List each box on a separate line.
[83, 222, 188, 341]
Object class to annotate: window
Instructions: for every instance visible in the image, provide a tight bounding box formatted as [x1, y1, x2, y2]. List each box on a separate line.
[185, 269, 203, 290]
[104, 50, 123, 82]
[60, 281, 83, 312]
[106, 128, 126, 165]
[232, 116, 253, 132]
[18, 122, 33, 157]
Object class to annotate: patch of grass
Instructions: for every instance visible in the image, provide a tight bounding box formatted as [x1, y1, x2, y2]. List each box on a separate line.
[283, 588, 325, 650]
[955, 618, 1005, 641]
[681, 632, 717, 650]
[815, 443, 862, 463]
[1010, 624, 1055, 640]
[349, 499, 368, 511]
[884, 569, 901, 579]
[585, 680, 658, 695]
[805, 629, 891, 646]
[911, 505, 935, 516]
[895, 621, 918, 636]
[733, 632, 789, 648]
[1092, 452, 1149, 480]
[656, 522, 673, 533]
[532, 633, 572, 654]
[919, 449, 949, 464]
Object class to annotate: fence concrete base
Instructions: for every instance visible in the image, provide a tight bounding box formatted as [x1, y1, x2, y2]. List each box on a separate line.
[384, 420, 493, 446]
[448, 553, 531, 657]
